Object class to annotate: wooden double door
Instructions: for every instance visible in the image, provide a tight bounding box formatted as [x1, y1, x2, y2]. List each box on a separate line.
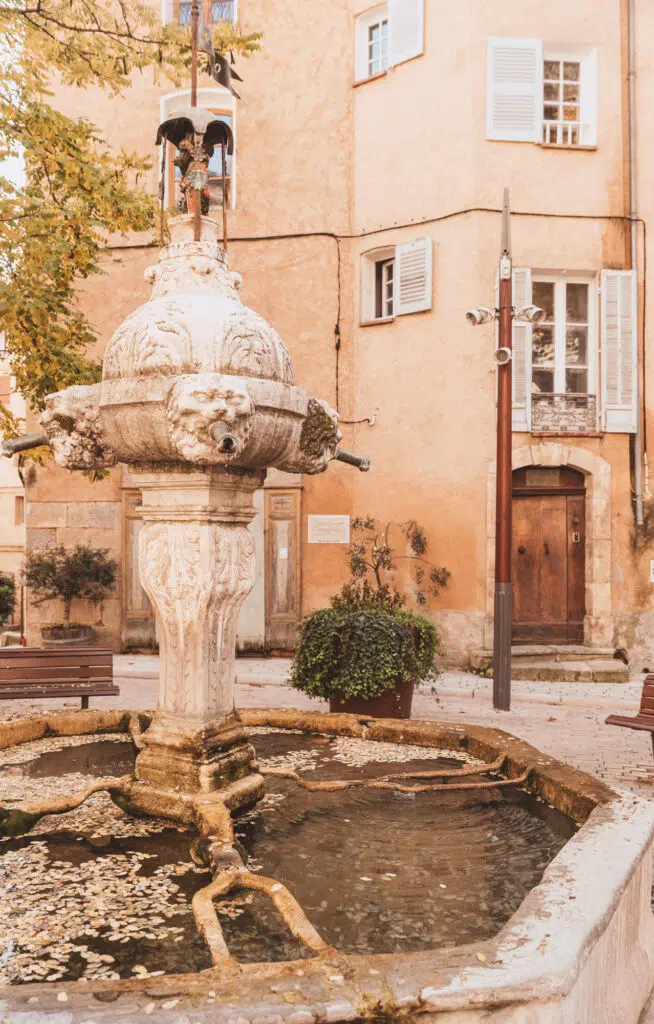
[512, 468, 585, 644]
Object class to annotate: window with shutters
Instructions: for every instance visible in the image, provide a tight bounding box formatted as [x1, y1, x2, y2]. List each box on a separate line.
[361, 238, 432, 323]
[529, 276, 599, 433]
[354, 0, 423, 83]
[487, 38, 597, 147]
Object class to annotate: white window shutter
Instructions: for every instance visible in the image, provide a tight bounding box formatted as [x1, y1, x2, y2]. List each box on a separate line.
[601, 269, 638, 433]
[389, 0, 424, 67]
[394, 238, 432, 316]
[486, 37, 543, 142]
[511, 267, 532, 431]
[579, 49, 598, 146]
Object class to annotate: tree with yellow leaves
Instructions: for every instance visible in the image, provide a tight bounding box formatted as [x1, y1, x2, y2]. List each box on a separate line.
[0, 0, 260, 431]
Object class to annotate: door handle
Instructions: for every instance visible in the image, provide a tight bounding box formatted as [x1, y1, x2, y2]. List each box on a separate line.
[544, 542, 550, 556]
[518, 545, 526, 555]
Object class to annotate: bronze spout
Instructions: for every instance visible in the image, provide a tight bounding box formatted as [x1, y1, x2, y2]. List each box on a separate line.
[1, 432, 49, 457]
[334, 448, 370, 472]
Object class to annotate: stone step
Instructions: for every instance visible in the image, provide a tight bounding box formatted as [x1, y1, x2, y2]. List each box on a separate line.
[511, 645, 617, 661]
[510, 657, 629, 683]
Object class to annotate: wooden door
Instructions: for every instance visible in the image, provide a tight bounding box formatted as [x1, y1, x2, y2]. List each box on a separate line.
[264, 490, 301, 651]
[512, 493, 585, 643]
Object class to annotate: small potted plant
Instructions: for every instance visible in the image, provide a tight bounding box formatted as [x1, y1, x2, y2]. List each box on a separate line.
[0, 572, 16, 627]
[291, 517, 450, 718]
[24, 544, 118, 645]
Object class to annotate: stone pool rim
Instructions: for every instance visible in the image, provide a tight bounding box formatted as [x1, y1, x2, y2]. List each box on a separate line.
[1, 707, 653, 1023]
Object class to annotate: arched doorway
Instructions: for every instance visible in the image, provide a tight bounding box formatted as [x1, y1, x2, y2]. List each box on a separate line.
[512, 466, 586, 643]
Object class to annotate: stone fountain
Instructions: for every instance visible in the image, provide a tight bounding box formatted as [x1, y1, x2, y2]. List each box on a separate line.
[10, 167, 368, 824]
[2, 117, 654, 1024]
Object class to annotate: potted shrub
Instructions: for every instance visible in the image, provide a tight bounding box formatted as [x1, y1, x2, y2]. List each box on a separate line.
[0, 572, 16, 626]
[24, 544, 118, 645]
[291, 517, 450, 719]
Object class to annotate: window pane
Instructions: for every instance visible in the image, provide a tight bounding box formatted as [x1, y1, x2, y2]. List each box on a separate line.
[566, 368, 588, 394]
[563, 61, 580, 81]
[562, 105, 578, 122]
[544, 82, 560, 101]
[532, 325, 555, 365]
[533, 282, 555, 320]
[533, 369, 555, 393]
[544, 104, 560, 121]
[566, 327, 588, 365]
[566, 283, 588, 322]
[544, 60, 560, 79]
[563, 83, 579, 102]
[211, 0, 234, 20]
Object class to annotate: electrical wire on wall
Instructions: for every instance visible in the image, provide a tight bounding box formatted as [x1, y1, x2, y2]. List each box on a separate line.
[108, 205, 648, 444]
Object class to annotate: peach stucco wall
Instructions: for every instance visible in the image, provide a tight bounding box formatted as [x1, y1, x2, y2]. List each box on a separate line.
[20, 0, 654, 667]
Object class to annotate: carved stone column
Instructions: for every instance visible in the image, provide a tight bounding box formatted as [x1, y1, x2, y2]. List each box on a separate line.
[130, 465, 265, 806]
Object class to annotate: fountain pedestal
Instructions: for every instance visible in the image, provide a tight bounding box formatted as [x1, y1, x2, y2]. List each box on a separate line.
[130, 465, 265, 810]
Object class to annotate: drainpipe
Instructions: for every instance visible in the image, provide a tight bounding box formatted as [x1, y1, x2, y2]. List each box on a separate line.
[629, 0, 645, 525]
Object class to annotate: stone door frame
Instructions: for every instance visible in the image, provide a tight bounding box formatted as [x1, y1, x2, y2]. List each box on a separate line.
[485, 442, 612, 649]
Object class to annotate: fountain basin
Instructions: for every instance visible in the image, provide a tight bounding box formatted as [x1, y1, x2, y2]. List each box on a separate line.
[0, 708, 653, 1023]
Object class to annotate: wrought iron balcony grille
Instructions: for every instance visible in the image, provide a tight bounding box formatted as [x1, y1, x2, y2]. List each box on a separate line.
[531, 393, 598, 434]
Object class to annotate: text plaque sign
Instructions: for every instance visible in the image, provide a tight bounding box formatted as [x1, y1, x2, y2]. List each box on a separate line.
[307, 515, 350, 544]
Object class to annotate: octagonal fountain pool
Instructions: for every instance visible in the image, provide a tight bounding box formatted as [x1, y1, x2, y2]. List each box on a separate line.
[1, 708, 653, 1024]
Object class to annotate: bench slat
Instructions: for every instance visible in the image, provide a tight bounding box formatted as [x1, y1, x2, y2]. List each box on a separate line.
[0, 685, 119, 698]
[606, 714, 654, 732]
[0, 675, 113, 688]
[0, 665, 113, 681]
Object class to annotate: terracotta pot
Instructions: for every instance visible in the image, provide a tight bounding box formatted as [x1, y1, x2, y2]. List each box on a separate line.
[329, 679, 414, 719]
[41, 624, 95, 647]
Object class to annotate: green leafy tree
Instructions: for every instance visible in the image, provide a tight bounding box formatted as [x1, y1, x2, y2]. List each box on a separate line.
[0, 0, 261, 439]
[0, 571, 16, 624]
[24, 543, 117, 625]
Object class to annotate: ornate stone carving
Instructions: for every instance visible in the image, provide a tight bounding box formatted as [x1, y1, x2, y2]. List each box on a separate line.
[41, 384, 116, 470]
[279, 397, 341, 474]
[139, 517, 255, 719]
[219, 312, 294, 385]
[131, 466, 263, 795]
[166, 374, 254, 463]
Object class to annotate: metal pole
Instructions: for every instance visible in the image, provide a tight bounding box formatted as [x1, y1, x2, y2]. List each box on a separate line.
[493, 188, 513, 711]
[628, 0, 645, 525]
[191, 0, 201, 242]
[221, 141, 228, 250]
[191, 0, 198, 107]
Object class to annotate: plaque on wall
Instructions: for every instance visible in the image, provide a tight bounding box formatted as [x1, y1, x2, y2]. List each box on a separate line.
[307, 515, 350, 544]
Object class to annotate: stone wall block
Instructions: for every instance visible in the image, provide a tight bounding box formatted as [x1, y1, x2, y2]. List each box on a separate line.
[25, 528, 57, 550]
[25, 502, 67, 529]
[66, 501, 121, 529]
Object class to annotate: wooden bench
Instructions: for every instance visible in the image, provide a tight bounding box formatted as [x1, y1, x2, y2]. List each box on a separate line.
[606, 675, 654, 755]
[0, 647, 119, 709]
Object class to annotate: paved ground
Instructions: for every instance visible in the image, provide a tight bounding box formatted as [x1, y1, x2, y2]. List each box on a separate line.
[3, 657, 654, 1020]
[3, 655, 653, 798]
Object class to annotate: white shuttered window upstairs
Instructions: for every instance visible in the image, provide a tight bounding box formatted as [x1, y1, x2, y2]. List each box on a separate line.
[487, 38, 543, 142]
[600, 269, 638, 433]
[393, 238, 432, 316]
[388, 0, 424, 67]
